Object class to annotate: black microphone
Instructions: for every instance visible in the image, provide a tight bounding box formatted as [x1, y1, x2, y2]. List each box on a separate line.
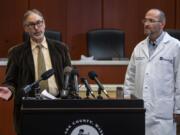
[71, 69, 79, 93]
[88, 71, 110, 98]
[81, 78, 96, 98]
[63, 66, 73, 90]
[41, 68, 55, 80]
[23, 68, 55, 94]
[61, 66, 72, 98]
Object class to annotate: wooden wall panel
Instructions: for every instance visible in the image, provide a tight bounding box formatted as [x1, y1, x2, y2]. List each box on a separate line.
[176, 0, 180, 28]
[0, 66, 15, 135]
[76, 65, 127, 84]
[0, 100, 15, 135]
[0, 0, 28, 58]
[0, 0, 178, 59]
[103, 0, 176, 58]
[29, 0, 67, 42]
[66, 0, 102, 59]
[0, 1, 28, 134]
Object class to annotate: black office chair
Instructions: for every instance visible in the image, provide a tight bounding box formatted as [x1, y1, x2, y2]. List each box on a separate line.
[87, 29, 125, 60]
[166, 29, 180, 41]
[23, 30, 62, 41]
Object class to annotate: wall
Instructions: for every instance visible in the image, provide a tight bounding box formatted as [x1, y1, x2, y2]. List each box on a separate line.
[0, 0, 178, 59]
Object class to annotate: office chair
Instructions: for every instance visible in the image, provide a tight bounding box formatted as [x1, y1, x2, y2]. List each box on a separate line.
[87, 29, 125, 60]
[166, 29, 180, 41]
[23, 30, 62, 41]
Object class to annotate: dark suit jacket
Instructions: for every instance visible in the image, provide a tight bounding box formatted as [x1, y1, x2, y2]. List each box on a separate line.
[3, 38, 71, 134]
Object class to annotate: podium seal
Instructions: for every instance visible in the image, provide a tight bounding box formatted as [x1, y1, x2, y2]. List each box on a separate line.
[64, 119, 104, 135]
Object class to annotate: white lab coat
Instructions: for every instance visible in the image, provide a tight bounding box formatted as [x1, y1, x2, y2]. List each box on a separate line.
[124, 32, 180, 135]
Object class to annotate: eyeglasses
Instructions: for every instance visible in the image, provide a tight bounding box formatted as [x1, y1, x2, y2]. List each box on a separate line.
[142, 19, 161, 24]
[25, 20, 44, 29]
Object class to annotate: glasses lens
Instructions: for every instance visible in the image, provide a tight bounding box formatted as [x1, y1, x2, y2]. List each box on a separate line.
[142, 19, 160, 24]
[26, 20, 43, 28]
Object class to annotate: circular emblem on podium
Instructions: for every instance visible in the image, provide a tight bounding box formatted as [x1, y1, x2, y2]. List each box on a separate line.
[64, 119, 104, 135]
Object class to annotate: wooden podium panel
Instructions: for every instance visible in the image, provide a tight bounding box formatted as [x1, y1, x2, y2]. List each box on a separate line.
[21, 99, 145, 135]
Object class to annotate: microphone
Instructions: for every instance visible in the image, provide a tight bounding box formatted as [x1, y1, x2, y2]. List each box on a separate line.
[23, 68, 54, 94]
[63, 66, 73, 90]
[41, 68, 55, 80]
[81, 78, 96, 98]
[61, 66, 72, 98]
[71, 69, 79, 93]
[88, 71, 110, 98]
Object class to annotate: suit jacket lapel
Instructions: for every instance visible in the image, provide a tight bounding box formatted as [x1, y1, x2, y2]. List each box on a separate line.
[24, 41, 35, 80]
[46, 39, 56, 69]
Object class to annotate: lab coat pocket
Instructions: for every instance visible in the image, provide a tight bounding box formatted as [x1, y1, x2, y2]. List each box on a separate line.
[155, 99, 173, 119]
[156, 60, 173, 81]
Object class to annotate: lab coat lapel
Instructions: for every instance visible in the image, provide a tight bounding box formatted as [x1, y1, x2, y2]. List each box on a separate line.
[150, 43, 165, 60]
[150, 33, 170, 60]
[142, 39, 150, 58]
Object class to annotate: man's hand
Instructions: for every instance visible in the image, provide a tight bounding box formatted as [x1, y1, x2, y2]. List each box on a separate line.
[0, 87, 12, 101]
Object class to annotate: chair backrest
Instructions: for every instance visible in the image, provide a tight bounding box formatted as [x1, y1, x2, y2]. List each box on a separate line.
[87, 29, 125, 60]
[23, 30, 62, 41]
[166, 29, 180, 41]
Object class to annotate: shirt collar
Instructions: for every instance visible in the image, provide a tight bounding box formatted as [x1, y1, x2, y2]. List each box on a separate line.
[148, 31, 165, 46]
[31, 37, 48, 50]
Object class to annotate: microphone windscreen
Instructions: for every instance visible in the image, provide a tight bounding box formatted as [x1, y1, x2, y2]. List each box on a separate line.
[41, 68, 54, 80]
[71, 69, 79, 76]
[64, 66, 72, 75]
[88, 71, 98, 80]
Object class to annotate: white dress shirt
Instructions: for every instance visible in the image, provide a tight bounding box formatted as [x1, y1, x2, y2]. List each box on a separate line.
[31, 37, 59, 96]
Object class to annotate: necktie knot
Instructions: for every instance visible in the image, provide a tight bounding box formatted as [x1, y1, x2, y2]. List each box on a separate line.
[36, 44, 43, 50]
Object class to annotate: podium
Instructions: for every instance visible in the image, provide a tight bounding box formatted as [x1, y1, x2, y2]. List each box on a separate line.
[21, 98, 145, 135]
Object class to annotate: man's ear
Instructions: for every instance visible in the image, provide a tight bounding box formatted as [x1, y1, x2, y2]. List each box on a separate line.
[160, 21, 166, 29]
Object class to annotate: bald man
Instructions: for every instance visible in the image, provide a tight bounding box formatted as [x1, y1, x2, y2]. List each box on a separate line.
[124, 9, 180, 135]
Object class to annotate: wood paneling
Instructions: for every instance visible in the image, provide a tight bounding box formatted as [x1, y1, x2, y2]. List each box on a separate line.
[75, 65, 127, 84]
[29, 0, 67, 41]
[0, 100, 15, 135]
[103, 0, 176, 57]
[0, 0, 179, 59]
[66, 0, 102, 59]
[0, 0, 28, 58]
[176, 0, 180, 28]
[0, 66, 15, 135]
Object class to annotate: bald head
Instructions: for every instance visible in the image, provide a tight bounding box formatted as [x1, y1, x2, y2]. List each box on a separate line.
[143, 9, 166, 41]
[146, 9, 166, 24]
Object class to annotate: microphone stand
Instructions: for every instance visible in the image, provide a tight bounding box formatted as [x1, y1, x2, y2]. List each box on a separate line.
[68, 83, 81, 99]
[97, 87, 103, 99]
[84, 88, 91, 99]
[70, 90, 81, 99]
[33, 83, 41, 99]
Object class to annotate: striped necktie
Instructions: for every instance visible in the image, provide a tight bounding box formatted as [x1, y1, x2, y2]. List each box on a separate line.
[37, 45, 49, 91]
